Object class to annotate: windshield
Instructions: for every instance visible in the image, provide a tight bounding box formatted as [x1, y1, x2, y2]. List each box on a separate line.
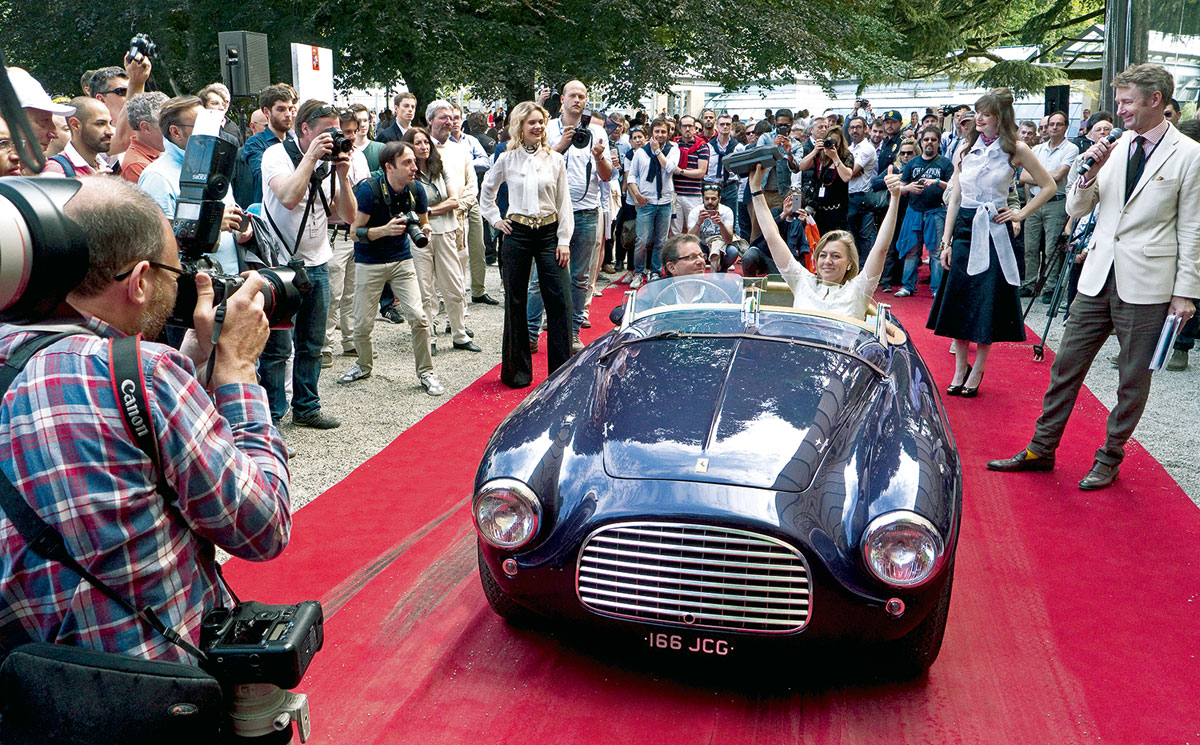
[617, 274, 895, 368]
[632, 274, 745, 314]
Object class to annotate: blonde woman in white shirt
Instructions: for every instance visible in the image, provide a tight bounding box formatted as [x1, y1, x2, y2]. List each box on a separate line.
[748, 163, 903, 322]
[481, 101, 574, 388]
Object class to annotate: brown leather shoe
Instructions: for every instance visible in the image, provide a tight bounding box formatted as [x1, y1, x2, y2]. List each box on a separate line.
[986, 449, 1055, 472]
[1079, 462, 1119, 491]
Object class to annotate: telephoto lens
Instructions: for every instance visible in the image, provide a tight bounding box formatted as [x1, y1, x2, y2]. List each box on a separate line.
[403, 211, 429, 248]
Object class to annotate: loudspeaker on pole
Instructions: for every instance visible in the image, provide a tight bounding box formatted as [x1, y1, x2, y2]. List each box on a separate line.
[218, 31, 270, 98]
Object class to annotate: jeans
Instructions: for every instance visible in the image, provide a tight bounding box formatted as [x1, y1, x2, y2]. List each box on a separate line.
[897, 206, 947, 294]
[260, 262, 330, 420]
[847, 192, 878, 259]
[528, 208, 598, 338]
[634, 202, 672, 276]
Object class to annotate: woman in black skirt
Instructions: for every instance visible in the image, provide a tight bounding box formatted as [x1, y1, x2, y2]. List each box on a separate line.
[479, 101, 574, 388]
[927, 88, 1057, 397]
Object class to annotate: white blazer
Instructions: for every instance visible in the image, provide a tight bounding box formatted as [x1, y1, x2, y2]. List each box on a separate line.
[1066, 124, 1200, 304]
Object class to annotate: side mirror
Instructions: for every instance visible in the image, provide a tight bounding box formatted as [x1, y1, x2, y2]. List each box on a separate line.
[875, 302, 891, 352]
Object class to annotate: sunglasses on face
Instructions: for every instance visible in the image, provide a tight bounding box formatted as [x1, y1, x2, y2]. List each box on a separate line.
[98, 87, 129, 97]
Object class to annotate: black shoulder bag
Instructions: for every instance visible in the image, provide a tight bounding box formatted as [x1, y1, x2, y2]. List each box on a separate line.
[0, 333, 225, 745]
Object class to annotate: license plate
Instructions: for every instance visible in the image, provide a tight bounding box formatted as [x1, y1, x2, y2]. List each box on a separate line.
[644, 630, 733, 656]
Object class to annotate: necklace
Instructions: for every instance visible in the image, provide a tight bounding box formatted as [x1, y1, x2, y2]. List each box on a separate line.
[522, 142, 538, 154]
[980, 133, 998, 146]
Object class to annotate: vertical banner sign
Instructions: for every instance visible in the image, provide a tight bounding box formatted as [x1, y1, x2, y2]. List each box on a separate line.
[291, 43, 334, 102]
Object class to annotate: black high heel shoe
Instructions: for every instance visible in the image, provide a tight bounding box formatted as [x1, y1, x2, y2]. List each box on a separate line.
[962, 369, 984, 398]
[946, 364, 972, 396]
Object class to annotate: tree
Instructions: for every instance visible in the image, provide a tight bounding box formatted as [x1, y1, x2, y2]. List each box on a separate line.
[866, 0, 1107, 96]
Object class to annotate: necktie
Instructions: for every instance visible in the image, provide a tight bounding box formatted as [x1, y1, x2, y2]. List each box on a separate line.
[1125, 136, 1146, 202]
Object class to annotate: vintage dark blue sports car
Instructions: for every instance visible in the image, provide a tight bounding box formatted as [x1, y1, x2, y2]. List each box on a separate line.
[473, 275, 962, 674]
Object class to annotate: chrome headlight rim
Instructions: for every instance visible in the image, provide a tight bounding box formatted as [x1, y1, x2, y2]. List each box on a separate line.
[860, 511, 946, 589]
[472, 478, 541, 550]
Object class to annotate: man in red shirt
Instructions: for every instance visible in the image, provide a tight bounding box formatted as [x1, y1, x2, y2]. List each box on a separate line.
[120, 92, 168, 184]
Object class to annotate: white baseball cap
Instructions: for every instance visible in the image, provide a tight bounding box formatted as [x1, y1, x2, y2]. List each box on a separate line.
[6, 67, 76, 116]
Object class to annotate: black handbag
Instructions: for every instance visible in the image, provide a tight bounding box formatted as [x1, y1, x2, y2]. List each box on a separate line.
[0, 333, 226, 744]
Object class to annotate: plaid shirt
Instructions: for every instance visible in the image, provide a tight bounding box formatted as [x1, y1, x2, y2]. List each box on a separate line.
[0, 315, 291, 663]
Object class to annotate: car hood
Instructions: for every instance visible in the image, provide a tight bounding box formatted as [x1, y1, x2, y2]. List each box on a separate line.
[597, 336, 882, 492]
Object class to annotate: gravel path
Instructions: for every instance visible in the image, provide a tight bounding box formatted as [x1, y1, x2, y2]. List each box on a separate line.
[280, 255, 1198, 516]
[1023, 298, 1199, 507]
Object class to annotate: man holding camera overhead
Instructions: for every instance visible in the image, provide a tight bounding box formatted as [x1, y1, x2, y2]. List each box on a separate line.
[0, 177, 291, 664]
[259, 99, 357, 430]
[340, 141, 445, 396]
[529, 80, 612, 353]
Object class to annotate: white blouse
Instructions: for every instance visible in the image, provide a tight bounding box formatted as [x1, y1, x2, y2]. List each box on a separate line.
[480, 145, 575, 245]
[958, 137, 1013, 209]
[781, 256, 879, 321]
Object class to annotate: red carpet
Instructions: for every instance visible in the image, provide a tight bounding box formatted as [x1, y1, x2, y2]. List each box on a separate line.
[225, 281, 1200, 744]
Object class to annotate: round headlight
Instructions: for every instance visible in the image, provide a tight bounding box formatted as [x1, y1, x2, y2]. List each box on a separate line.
[473, 479, 541, 550]
[861, 512, 945, 588]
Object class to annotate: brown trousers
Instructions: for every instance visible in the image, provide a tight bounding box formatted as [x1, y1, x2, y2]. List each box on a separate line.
[1030, 271, 1170, 466]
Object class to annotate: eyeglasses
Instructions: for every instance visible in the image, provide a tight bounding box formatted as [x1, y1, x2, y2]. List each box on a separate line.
[113, 261, 186, 282]
[676, 252, 705, 262]
[97, 87, 129, 97]
[0, 139, 14, 154]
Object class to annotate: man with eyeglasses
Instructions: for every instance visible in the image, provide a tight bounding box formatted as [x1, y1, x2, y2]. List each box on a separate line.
[137, 96, 247, 281]
[0, 117, 24, 177]
[258, 99, 357, 430]
[0, 176, 290, 668]
[705, 114, 744, 224]
[1019, 110, 1079, 298]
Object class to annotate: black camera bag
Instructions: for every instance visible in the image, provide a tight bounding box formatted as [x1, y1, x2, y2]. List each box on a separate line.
[0, 642, 224, 745]
[0, 333, 225, 744]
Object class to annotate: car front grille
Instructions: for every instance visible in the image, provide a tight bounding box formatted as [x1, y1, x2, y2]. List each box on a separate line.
[576, 522, 811, 634]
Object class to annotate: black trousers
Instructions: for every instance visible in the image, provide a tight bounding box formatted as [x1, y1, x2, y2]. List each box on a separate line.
[499, 222, 573, 387]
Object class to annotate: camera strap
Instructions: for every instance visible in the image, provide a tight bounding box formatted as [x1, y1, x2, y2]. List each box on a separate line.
[0, 332, 231, 662]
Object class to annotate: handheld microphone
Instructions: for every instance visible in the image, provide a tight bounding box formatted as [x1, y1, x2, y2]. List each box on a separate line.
[1077, 132, 1121, 176]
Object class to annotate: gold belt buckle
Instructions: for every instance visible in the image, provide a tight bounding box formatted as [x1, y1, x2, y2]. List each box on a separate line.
[512, 213, 555, 228]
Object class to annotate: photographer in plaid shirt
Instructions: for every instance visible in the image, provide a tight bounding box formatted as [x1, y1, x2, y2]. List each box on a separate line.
[0, 178, 291, 663]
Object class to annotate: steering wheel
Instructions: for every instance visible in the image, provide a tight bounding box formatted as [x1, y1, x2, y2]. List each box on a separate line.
[650, 279, 738, 308]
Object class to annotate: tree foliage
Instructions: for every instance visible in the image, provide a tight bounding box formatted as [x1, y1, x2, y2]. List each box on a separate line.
[0, 0, 1114, 108]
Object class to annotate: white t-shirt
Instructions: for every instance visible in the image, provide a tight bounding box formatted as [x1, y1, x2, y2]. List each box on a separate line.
[261, 142, 335, 266]
[547, 117, 610, 211]
[849, 138, 877, 194]
[686, 203, 734, 248]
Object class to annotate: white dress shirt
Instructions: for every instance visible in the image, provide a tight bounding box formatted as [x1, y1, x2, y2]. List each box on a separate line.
[480, 145, 575, 245]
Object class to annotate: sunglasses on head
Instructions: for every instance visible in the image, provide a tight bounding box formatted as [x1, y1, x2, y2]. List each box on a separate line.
[306, 105, 338, 124]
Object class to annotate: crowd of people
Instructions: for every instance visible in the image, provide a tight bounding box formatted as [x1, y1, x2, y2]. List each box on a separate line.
[0, 51, 1196, 709]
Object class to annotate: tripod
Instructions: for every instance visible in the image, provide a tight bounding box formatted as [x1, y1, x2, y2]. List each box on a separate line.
[1028, 218, 1094, 362]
